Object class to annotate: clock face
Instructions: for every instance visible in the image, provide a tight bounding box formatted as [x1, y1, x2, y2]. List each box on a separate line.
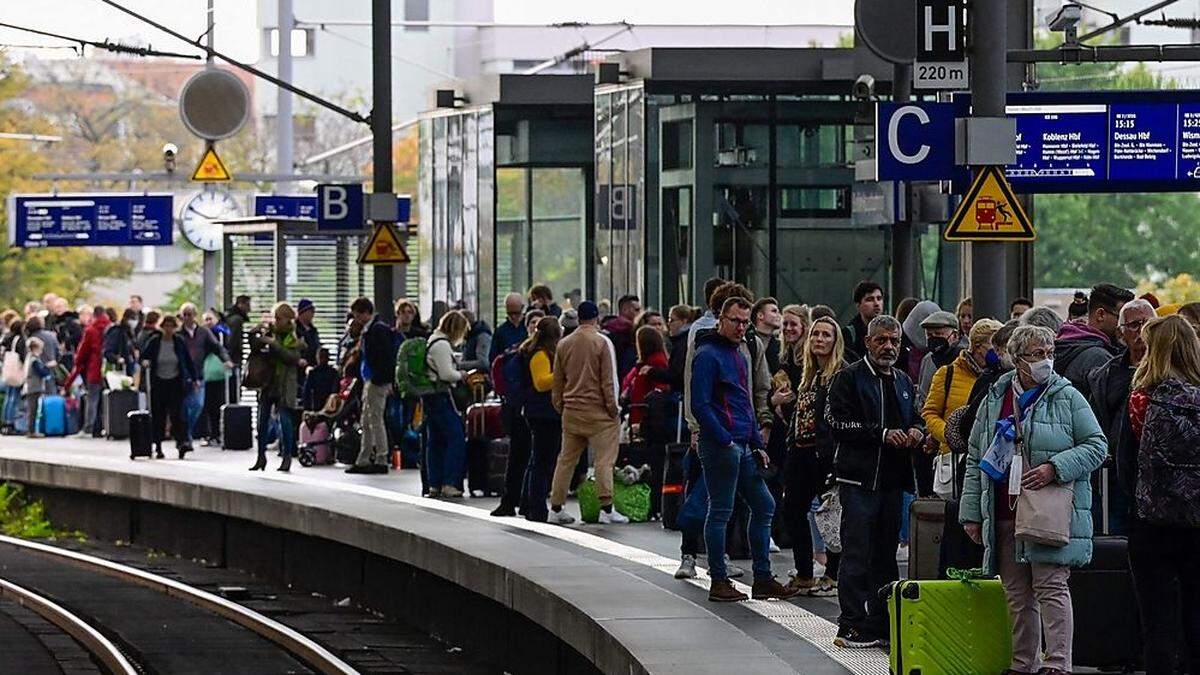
[180, 190, 240, 251]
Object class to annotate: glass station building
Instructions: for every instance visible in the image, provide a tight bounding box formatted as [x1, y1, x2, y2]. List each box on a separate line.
[419, 47, 895, 324]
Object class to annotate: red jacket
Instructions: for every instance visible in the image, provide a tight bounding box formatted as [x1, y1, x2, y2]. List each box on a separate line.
[67, 314, 110, 386]
[621, 350, 670, 424]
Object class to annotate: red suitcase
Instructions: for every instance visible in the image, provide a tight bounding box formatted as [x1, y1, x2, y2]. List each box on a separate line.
[466, 401, 503, 440]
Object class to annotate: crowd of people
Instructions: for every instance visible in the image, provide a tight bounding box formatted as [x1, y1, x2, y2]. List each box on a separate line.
[2, 279, 1199, 673]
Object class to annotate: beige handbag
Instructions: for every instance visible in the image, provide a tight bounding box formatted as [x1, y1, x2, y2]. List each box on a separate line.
[1012, 394, 1073, 547]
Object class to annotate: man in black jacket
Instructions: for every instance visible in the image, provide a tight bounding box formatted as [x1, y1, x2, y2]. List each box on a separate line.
[841, 280, 884, 362]
[294, 299, 320, 386]
[347, 297, 394, 474]
[1087, 298, 1155, 536]
[1054, 282, 1133, 395]
[224, 295, 251, 403]
[826, 314, 924, 649]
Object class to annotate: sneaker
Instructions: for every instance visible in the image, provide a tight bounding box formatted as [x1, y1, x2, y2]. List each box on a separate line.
[441, 485, 463, 498]
[786, 576, 820, 594]
[708, 579, 749, 603]
[769, 538, 781, 553]
[753, 576, 802, 600]
[490, 505, 516, 518]
[425, 488, 442, 498]
[598, 508, 629, 524]
[725, 556, 745, 579]
[833, 626, 883, 649]
[674, 555, 698, 579]
[809, 576, 838, 596]
[470, 489, 484, 498]
[548, 509, 575, 525]
[344, 465, 373, 474]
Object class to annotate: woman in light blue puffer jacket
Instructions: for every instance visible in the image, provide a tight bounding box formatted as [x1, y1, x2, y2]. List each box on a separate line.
[960, 324, 1106, 675]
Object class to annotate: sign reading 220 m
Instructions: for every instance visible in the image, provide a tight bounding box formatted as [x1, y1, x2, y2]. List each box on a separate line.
[877, 91, 1200, 193]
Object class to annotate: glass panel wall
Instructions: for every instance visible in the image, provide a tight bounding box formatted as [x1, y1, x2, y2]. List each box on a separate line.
[627, 87, 644, 303]
[462, 113, 479, 316]
[431, 116, 448, 309]
[594, 85, 646, 307]
[477, 111, 495, 326]
[417, 118, 433, 314]
[446, 115, 464, 305]
[495, 167, 529, 318]
[531, 168, 586, 303]
[594, 94, 612, 303]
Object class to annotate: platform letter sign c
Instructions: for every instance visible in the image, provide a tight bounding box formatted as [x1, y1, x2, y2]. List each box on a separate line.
[888, 105, 931, 165]
[322, 185, 349, 221]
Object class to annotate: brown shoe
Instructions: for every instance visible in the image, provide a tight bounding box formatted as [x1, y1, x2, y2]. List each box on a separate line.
[708, 579, 749, 603]
[752, 576, 802, 600]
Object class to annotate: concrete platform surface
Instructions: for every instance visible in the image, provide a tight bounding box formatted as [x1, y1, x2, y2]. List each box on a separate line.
[0, 436, 891, 675]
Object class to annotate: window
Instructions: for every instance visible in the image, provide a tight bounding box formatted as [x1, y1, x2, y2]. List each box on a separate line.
[778, 187, 850, 218]
[405, 0, 430, 32]
[267, 28, 314, 57]
[662, 120, 693, 170]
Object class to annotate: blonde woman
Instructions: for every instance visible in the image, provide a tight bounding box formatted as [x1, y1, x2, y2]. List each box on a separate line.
[424, 310, 471, 498]
[249, 302, 305, 472]
[1126, 315, 1200, 675]
[784, 316, 847, 595]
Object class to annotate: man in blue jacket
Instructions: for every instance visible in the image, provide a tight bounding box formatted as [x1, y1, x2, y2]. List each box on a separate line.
[826, 314, 924, 649]
[691, 296, 799, 603]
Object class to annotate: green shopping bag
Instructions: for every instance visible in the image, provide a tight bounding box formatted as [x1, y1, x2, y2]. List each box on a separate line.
[576, 478, 651, 523]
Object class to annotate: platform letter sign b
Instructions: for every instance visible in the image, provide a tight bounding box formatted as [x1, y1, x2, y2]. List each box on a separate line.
[316, 183, 364, 232]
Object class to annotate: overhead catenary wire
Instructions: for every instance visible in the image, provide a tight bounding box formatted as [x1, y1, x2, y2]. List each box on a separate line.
[0, 20, 200, 59]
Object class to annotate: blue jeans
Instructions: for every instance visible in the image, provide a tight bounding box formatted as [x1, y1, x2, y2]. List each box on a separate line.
[3, 384, 21, 426]
[183, 384, 204, 441]
[697, 438, 775, 582]
[421, 392, 465, 490]
[257, 397, 297, 459]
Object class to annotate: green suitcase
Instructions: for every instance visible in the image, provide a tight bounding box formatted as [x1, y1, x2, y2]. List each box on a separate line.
[889, 578, 1012, 675]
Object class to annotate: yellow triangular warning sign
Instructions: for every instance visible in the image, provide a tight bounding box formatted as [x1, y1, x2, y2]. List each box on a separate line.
[359, 222, 410, 265]
[191, 146, 231, 182]
[944, 166, 1036, 242]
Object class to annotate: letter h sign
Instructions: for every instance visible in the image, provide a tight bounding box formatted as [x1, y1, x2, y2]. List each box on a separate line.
[917, 0, 965, 61]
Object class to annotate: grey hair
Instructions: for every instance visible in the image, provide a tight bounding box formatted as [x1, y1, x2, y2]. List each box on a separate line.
[1019, 306, 1063, 334]
[992, 319, 1020, 351]
[1118, 298, 1156, 323]
[867, 314, 902, 336]
[1008, 325, 1055, 358]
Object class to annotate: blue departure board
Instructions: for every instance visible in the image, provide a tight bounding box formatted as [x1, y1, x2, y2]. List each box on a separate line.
[7, 193, 174, 248]
[952, 91, 1200, 193]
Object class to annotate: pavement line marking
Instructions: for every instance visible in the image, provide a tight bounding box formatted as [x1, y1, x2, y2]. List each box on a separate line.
[0, 446, 889, 675]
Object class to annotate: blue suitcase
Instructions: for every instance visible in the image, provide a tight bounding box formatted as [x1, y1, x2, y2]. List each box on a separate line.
[37, 395, 67, 436]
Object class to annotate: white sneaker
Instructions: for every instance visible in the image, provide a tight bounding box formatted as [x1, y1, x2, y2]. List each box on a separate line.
[599, 508, 629, 524]
[769, 538, 781, 553]
[548, 509, 575, 525]
[674, 554, 697, 579]
[725, 555, 745, 579]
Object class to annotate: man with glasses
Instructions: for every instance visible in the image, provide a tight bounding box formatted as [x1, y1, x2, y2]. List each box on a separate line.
[1086, 298, 1157, 535]
[826, 315, 924, 649]
[1055, 282, 1135, 396]
[691, 296, 798, 603]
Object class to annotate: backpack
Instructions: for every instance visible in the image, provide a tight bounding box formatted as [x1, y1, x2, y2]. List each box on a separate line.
[395, 337, 446, 398]
[489, 347, 529, 404]
[1137, 379, 1200, 527]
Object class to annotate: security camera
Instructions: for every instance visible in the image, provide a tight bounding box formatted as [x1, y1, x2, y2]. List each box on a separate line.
[1046, 3, 1081, 32]
[853, 74, 876, 100]
[162, 143, 178, 173]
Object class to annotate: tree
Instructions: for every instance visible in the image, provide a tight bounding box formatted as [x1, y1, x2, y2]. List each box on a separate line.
[0, 57, 131, 310]
[1033, 34, 1200, 288]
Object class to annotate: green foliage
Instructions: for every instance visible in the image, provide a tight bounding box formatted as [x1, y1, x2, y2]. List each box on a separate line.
[1032, 33, 1199, 288]
[0, 483, 85, 541]
[0, 55, 133, 309]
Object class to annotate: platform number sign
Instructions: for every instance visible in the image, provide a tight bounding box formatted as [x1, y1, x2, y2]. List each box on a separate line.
[914, 0, 968, 91]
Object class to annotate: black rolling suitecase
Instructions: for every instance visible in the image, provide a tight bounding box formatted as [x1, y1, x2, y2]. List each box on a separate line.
[220, 370, 253, 450]
[103, 389, 138, 440]
[128, 370, 152, 459]
[1071, 536, 1142, 670]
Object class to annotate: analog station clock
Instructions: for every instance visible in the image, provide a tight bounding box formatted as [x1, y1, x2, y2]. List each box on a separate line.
[180, 189, 240, 251]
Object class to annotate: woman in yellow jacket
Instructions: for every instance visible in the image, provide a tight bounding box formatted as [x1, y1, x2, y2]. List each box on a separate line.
[521, 316, 564, 522]
[922, 318, 1003, 497]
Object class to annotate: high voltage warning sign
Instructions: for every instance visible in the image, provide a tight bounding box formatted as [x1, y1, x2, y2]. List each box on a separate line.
[191, 146, 231, 182]
[944, 165, 1036, 242]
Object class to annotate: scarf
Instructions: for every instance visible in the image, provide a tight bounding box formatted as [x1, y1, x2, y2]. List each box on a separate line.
[273, 325, 297, 385]
[980, 382, 1044, 482]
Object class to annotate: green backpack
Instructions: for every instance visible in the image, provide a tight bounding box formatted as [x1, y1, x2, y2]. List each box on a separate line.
[395, 337, 445, 397]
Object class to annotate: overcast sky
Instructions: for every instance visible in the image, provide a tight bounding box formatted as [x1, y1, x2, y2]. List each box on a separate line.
[0, 0, 854, 63]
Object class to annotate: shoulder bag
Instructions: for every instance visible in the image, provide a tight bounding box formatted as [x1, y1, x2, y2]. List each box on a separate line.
[1013, 388, 1073, 547]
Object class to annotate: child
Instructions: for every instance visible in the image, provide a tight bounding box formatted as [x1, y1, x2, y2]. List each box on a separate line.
[23, 337, 52, 438]
[301, 347, 339, 412]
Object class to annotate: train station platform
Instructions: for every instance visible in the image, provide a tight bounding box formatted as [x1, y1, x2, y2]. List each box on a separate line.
[0, 437, 890, 675]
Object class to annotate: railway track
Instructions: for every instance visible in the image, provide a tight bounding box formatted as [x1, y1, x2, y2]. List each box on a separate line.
[0, 534, 358, 675]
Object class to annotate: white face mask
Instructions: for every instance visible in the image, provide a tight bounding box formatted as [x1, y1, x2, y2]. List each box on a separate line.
[1026, 357, 1055, 384]
[127, 320, 138, 331]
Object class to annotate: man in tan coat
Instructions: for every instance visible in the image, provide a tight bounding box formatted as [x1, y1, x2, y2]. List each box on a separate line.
[547, 301, 628, 525]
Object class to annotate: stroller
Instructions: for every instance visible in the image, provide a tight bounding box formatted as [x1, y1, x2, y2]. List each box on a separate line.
[297, 376, 363, 467]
